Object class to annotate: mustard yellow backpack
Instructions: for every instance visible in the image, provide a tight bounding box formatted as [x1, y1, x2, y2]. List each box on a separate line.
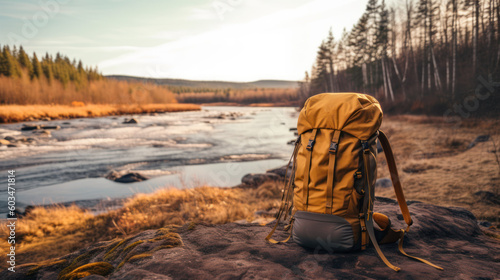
[266, 92, 443, 272]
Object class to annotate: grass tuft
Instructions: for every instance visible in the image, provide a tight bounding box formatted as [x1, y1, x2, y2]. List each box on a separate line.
[59, 262, 114, 280]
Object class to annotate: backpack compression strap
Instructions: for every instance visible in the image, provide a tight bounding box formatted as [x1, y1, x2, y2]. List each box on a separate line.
[303, 128, 318, 210]
[265, 136, 301, 244]
[377, 130, 443, 271]
[325, 130, 341, 214]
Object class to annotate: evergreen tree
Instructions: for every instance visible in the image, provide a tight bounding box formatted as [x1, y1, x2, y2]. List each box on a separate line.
[0, 46, 21, 77]
[42, 53, 54, 82]
[31, 52, 42, 79]
[17, 46, 33, 75]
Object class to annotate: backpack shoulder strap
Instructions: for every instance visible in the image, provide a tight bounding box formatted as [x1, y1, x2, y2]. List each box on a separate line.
[377, 130, 443, 271]
[360, 140, 401, 271]
[377, 130, 412, 228]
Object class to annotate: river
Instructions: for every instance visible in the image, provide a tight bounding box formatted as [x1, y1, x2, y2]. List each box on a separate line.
[0, 106, 298, 216]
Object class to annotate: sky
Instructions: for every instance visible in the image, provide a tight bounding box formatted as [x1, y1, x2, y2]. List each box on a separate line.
[0, 0, 368, 82]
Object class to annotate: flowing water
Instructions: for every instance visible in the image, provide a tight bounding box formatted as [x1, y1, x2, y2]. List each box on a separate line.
[0, 106, 298, 216]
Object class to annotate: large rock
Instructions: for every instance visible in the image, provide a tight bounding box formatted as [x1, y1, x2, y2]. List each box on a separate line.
[266, 165, 292, 178]
[105, 171, 149, 183]
[5, 199, 499, 280]
[241, 173, 281, 188]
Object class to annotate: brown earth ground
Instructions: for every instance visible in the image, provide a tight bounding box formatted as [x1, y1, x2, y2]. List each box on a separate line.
[377, 115, 500, 225]
[0, 114, 498, 272]
[0, 103, 201, 123]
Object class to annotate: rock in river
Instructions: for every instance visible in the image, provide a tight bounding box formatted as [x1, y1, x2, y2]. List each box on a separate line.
[21, 124, 41, 131]
[106, 170, 149, 183]
[123, 118, 139, 124]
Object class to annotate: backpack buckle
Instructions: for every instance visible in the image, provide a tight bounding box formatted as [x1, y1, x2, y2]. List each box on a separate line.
[306, 139, 315, 151]
[361, 141, 370, 153]
[329, 142, 338, 153]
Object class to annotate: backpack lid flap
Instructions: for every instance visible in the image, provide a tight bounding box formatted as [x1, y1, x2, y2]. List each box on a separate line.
[297, 92, 383, 140]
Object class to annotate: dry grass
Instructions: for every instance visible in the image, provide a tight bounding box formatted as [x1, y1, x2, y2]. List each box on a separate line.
[0, 103, 201, 123]
[0, 184, 283, 269]
[0, 75, 178, 105]
[377, 115, 500, 224]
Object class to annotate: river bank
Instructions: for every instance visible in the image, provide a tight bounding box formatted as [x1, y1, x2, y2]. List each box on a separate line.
[0, 106, 298, 218]
[0, 112, 498, 274]
[0, 103, 201, 123]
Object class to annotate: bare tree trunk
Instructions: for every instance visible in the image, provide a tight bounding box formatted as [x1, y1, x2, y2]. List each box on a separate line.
[392, 55, 407, 99]
[385, 58, 395, 101]
[381, 59, 389, 99]
[405, 0, 419, 97]
[473, 0, 479, 74]
[431, 48, 442, 91]
[428, 51, 432, 90]
[362, 63, 368, 92]
[496, 0, 500, 71]
[446, 60, 450, 91]
[451, 0, 457, 100]
[421, 58, 425, 96]
[443, 2, 450, 91]
[327, 61, 334, 92]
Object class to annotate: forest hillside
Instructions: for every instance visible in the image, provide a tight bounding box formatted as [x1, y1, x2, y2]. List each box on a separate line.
[300, 0, 500, 116]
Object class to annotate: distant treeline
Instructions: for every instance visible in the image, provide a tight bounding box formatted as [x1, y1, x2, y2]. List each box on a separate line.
[0, 45, 101, 86]
[174, 87, 299, 105]
[301, 0, 500, 115]
[0, 45, 177, 105]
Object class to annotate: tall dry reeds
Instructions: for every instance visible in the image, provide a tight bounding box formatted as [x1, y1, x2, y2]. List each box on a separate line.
[0, 74, 177, 105]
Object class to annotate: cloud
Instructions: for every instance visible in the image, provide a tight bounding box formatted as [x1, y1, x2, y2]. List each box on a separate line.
[188, 7, 218, 21]
[0, 1, 77, 19]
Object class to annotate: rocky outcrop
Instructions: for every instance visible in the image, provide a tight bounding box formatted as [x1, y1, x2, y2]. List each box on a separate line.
[5, 198, 499, 280]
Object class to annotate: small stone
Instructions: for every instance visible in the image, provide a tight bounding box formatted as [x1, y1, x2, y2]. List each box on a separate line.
[41, 125, 61, 130]
[21, 124, 41, 131]
[478, 221, 492, 227]
[468, 135, 490, 149]
[123, 118, 139, 124]
[375, 178, 392, 188]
